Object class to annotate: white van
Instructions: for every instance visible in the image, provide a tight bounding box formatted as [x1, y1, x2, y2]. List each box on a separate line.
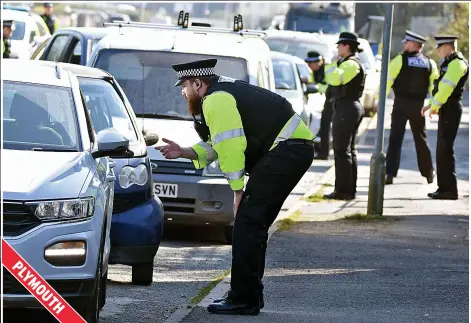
[87, 23, 275, 243]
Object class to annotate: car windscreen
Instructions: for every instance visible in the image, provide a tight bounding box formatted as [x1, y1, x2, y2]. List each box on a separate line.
[94, 49, 249, 119]
[10, 21, 26, 40]
[78, 77, 138, 144]
[285, 12, 352, 34]
[3, 81, 80, 151]
[272, 58, 297, 90]
[266, 38, 330, 61]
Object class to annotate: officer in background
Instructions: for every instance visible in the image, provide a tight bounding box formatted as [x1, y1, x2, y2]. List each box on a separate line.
[156, 59, 315, 315]
[384, 31, 438, 185]
[41, 3, 59, 34]
[422, 35, 469, 200]
[3, 20, 14, 59]
[323, 32, 366, 200]
[305, 51, 333, 159]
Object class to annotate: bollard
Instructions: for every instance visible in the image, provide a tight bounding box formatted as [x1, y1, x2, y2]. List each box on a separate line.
[367, 3, 394, 216]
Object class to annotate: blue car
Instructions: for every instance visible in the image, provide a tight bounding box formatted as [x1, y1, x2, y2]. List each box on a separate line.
[55, 62, 164, 286]
[2, 59, 130, 322]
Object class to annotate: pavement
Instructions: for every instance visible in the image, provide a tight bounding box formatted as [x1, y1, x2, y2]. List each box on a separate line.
[179, 104, 469, 323]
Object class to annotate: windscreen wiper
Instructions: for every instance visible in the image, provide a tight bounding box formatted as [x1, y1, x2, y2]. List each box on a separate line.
[136, 113, 192, 121]
[31, 147, 79, 152]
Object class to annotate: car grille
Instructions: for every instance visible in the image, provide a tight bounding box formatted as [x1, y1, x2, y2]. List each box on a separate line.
[2, 269, 83, 295]
[159, 197, 196, 214]
[150, 160, 202, 176]
[2, 202, 40, 237]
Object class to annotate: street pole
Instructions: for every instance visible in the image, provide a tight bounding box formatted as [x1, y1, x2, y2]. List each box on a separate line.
[367, 3, 394, 216]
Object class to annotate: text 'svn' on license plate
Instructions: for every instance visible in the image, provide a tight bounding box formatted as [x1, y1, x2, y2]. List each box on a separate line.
[154, 183, 178, 198]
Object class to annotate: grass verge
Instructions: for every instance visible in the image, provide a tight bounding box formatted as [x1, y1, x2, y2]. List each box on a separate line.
[343, 213, 399, 222]
[277, 211, 302, 232]
[190, 269, 231, 305]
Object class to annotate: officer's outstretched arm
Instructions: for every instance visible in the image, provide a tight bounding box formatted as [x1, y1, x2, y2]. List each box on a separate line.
[428, 59, 440, 97]
[202, 91, 247, 191]
[429, 59, 468, 112]
[324, 60, 360, 86]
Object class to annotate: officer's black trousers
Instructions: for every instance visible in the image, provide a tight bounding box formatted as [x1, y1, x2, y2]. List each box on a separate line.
[316, 99, 334, 157]
[436, 102, 462, 194]
[229, 140, 314, 304]
[332, 100, 363, 196]
[386, 97, 434, 178]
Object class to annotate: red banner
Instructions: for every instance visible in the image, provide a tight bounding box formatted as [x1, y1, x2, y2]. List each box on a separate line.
[2, 239, 87, 323]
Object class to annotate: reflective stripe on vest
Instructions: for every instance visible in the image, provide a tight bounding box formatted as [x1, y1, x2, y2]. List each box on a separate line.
[212, 128, 245, 146]
[198, 141, 218, 161]
[225, 168, 245, 180]
[272, 114, 302, 147]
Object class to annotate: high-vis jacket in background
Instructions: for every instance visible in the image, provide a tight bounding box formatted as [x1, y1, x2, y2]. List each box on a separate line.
[387, 52, 439, 100]
[325, 55, 365, 101]
[430, 52, 469, 112]
[191, 76, 314, 191]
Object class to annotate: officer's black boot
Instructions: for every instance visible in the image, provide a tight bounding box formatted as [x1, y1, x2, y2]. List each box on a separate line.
[207, 297, 260, 315]
[213, 294, 264, 309]
[385, 175, 394, 185]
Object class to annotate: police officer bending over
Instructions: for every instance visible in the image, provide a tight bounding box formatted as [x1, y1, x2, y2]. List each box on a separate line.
[384, 31, 438, 185]
[422, 35, 469, 200]
[305, 51, 333, 160]
[156, 59, 315, 315]
[323, 32, 366, 201]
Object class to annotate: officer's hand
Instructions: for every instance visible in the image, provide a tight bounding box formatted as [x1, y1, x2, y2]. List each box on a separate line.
[155, 138, 182, 159]
[233, 190, 245, 217]
[421, 105, 431, 118]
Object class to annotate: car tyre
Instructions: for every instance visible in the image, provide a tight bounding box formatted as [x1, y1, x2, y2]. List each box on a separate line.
[99, 269, 108, 310]
[80, 250, 103, 323]
[224, 226, 233, 245]
[132, 264, 153, 286]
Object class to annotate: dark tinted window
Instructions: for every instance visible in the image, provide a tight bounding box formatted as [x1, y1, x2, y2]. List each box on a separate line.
[94, 49, 248, 118]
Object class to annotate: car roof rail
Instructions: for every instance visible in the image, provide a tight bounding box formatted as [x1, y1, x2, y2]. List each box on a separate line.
[103, 11, 266, 38]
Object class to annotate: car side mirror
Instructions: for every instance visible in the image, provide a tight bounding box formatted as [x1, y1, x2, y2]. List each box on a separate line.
[305, 84, 319, 94]
[92, 128, 131, 158]
[143, 129, 159, 146]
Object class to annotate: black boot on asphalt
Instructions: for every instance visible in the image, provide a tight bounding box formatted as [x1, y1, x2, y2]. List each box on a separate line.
[427, 191, 458, 200]
[213, 296, 264, 309]
[385, 175, 393, 185]
[323, 191, 355, 201]
[207, 298, 260, 315]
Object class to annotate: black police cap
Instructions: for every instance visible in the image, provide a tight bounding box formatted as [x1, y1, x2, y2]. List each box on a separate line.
[3, 20, 13, 28]
[305, 51, 323, 63]
[172, 58, 217, 87]
[336, 31, 364, 52]
[402, 30, 427, 44]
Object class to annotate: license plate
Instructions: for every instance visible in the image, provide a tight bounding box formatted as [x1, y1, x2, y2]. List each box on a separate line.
[154, 183, 178, 198]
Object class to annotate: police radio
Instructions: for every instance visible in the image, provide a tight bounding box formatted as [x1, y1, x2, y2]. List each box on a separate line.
[192, 114, 210, 142]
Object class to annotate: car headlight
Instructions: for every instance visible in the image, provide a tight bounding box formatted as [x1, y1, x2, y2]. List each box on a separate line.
[203, 160, 224, 177]
[33, 198, 95, 221]
[119, 164, 148, 189]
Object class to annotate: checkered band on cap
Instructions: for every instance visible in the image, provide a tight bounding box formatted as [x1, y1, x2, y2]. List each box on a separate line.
[177, 67, 215, 79]
[436, 39, 456, 45]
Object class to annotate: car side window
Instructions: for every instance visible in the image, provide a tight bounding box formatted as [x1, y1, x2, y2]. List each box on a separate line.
[44, 35, 69, 62]
[29, 30, 36, 43]
[67, 37, 82, 65]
